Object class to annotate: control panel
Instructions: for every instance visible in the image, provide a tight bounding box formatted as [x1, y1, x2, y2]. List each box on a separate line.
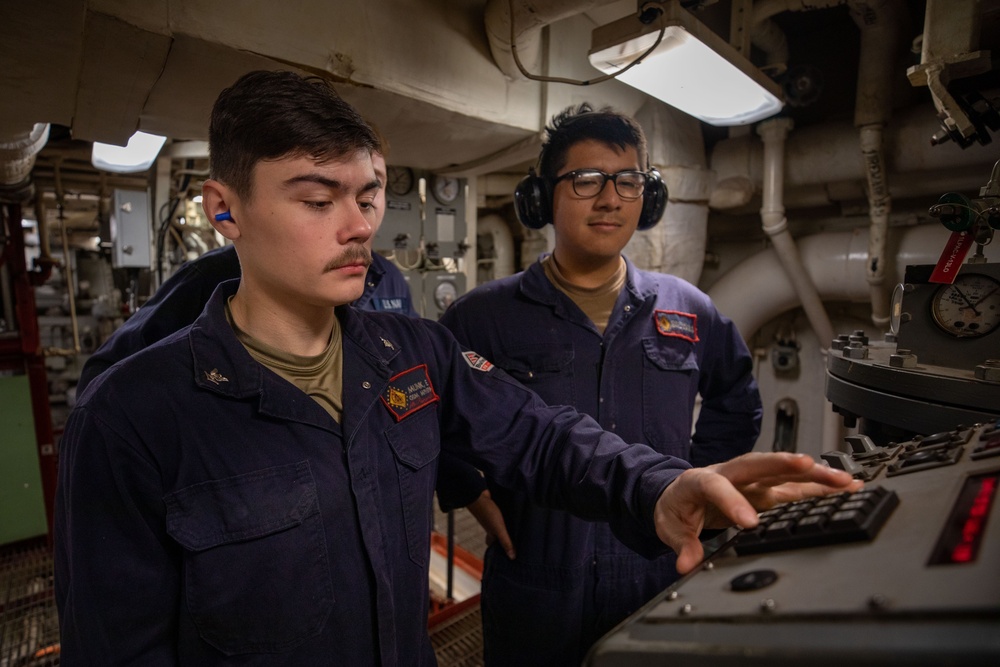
[586, 421, 1000, 666]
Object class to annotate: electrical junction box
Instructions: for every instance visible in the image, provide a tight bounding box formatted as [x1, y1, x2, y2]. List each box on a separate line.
[110, 189, 152, 269]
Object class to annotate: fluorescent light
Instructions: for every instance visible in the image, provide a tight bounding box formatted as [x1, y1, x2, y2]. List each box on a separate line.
[91, 131, 167, 173]
[589, 1, 784, 126]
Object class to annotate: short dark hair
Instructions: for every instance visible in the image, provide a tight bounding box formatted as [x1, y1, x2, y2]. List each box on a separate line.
[538, 103, 648, 182]
[209, 70, 381, 200]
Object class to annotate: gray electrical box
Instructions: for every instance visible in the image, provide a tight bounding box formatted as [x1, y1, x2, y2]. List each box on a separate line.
[426, 174, 468, 262]
[377, 165, 423, 255]
[111, 189, 152, 268]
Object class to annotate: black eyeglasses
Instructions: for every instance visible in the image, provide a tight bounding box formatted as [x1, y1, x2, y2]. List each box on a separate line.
[552, 169, 647, 201]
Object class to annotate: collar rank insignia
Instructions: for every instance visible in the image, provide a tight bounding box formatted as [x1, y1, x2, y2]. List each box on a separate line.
[204, 368, 229, 384]
[654, 310, 699, 343]
[380, 337, 395, 350]
[380, 364, 439, 421]
[462, 351, 494, 372]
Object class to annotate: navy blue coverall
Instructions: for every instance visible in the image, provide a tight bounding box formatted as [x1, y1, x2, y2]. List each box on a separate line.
[437, 257, 762, 666]
[54, 279, 691, 666]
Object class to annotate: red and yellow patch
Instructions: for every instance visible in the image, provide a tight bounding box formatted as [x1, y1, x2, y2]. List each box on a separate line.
[654, 310, 699, 342]
[380, 365, 440, 421]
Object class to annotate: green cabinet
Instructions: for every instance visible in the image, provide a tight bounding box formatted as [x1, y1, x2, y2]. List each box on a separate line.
[0, 374, 48, 545]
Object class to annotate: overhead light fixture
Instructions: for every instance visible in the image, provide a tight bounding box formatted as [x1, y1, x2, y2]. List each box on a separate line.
[589, 0, 784, 126]
[91, 130, 167, 173]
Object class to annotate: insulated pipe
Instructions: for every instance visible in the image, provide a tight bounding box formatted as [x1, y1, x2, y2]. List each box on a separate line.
[748, 0, 847, 74]
[757, 118, 835, 349]
[709, 103, 995, 210]
[859, 125, 892, 327]
[708, 224, 945, 341]
[476, 214, 516, 281]
[0, 124, 50, 197]
[751, 18, 789, 76]
[850, 0, 903, 328]
[484, 0, 612, 80]
[753, 0, 847, 24]
[632, 100, 711, 285]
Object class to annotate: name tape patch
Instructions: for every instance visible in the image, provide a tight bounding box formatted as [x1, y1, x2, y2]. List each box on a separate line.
[462, 351, 494, 372]
[655, 310, 699, 342]
[381, 364, 440, 421]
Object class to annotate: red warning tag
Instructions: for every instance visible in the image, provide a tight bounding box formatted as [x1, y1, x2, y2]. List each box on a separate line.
[930, 231, 974, 284]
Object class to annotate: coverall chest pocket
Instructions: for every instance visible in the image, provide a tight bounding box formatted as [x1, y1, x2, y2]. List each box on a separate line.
[641, 337, 699, 458]
[385, 406, 440, 566]
[164, 461, 332, 656]
[494, 344, 574, 400]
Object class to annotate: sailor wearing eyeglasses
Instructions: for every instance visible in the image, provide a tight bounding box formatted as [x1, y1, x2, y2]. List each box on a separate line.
[435, 103, 763, 667]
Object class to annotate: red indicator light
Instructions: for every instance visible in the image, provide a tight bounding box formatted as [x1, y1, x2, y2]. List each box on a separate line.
[931, 473, 999, 566]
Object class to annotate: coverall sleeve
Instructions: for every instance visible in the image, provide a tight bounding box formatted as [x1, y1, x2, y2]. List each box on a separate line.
[433, 302, 491, 512]
[429, 322, 688, 559]
[690, 309, 763, 467]
[54, 407, 180, 666]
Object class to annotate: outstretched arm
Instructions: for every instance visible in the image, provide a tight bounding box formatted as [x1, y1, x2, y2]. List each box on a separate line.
[654, 452, 861, 573]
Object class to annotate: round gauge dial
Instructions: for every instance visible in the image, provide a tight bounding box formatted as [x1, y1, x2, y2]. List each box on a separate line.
[386, 166, 414, 196]
[433, 280, 458, 311]
[432, 175, 461, 204]
[930, 273, 1000, 338]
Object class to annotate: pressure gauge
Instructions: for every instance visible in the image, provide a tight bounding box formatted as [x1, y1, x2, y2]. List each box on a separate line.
[431, 175, 460, 204]
[433, 280, 458, 311]
[387, 166, 415, 196]
[930, 273, 1000, 338]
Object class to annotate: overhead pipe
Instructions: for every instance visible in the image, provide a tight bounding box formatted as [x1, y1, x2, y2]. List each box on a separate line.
[749, 1, 848, 76]
[1, 124, 56, 283]
[753, 0, 847, 23]
[850, 0, 904, 329]
[757, 117, 835, 349]
[0, 123, 50, 201]
[484, 0, 613, 80]
[709, 224, 945, 341]
[709, 103, 996, 210]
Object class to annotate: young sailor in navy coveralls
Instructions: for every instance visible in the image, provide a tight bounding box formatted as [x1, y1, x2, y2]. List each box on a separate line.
[436, 104, 763, 666]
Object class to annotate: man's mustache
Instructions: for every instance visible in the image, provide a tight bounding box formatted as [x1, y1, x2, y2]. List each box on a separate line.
[323, 245, 372, 272]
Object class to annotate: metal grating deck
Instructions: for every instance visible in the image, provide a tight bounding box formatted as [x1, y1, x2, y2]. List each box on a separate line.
[428, 597, 484, 667]
[0, 543, 60, 667]
[0, 502, 487, 666]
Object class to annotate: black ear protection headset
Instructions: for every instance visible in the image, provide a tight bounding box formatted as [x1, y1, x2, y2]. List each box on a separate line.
[513, 115, 668, 231]
[514, 168, 667, 231]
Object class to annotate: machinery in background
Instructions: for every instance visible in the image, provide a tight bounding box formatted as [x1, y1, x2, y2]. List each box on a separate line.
[586, 162, 1000, 667]
[827, 160, 1000, 442]
[378, 167, 469, 319]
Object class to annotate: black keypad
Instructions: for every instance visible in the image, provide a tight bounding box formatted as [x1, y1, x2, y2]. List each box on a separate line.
[733, 486, 899, 556]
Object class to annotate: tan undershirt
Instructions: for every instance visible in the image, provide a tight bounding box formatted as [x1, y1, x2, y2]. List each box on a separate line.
[226, 298, 344, 422]
[541, 255, 627, 335]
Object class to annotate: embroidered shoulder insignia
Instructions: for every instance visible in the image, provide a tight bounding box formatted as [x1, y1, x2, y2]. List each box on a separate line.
[654, 310, 699, 342]
[380, 364, 440, 421]
[462, 351, 494, 372]
[204, 368, 229, 384]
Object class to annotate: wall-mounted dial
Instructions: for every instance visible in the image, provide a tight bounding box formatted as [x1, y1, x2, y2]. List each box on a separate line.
[431, 175, 460, 204]
[386, 166, 415, 196]
[930, 273, 1000, 338]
